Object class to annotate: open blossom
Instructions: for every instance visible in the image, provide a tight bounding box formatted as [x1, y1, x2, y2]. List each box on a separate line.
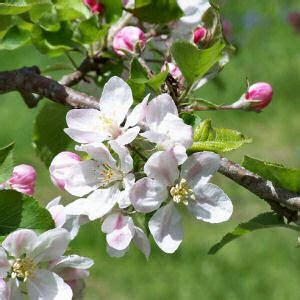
[6, 164, 36, 196]
[113, 26, 146, 56]
[50, 151, 81, 191]
[130, 149, 233, 253]
[140, 94, 193, 164]
[83, 0, 104, 13]
[65, 76, 142, 146]
[0, 228, 88, 299]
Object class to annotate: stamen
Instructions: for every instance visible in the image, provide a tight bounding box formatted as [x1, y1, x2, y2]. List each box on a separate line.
[170, 179, 193, 206]
[11, 258, 36, 281]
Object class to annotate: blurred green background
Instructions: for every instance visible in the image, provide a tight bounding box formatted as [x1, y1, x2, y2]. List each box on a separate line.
[1, 1, 300, 299]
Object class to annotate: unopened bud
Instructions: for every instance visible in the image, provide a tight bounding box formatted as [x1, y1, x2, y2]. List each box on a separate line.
[83, 0, 104, 14]
[245, 82, 273, 111]
[193, 27, 207, 44]
[50, 152, 81, 191]
[113, 26, 146, 56]
[162, 62, 184, 85]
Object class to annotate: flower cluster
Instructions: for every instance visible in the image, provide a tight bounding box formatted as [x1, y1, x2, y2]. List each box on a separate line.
[49, 76, 233, 257]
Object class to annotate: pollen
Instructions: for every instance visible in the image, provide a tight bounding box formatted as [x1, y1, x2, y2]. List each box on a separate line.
[99, 163, 122, 186]
[170, 179, 193, 206]
[11, 258, 36, 281]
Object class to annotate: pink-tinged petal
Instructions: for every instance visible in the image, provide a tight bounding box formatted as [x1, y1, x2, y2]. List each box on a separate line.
[102, 214, 135, 251]
[29, 228, 70, 263]
[125, 94, 150, 128]
[100, 76, 133, 125]
[8, 164, 36, 196]
[110, 141, 133, 173]
[27, 270, 72, 300]
[51, 255, 94, 271]
[0, 249, 9, 278]
[170, 144, 188, 165]
[48, 205, 67, 228]
[181, 151, 220, 188]
[130, 178, 167, 213]
[189, 183, 233, 223]
[144, 150, 179, 187]
[75, 143, 116, 166]
[158, 113, 193, 149]
[133, 227, 151, 259]
[148, 203, 183, 254]
[107, 245, 128, 258]
[0, 279, 10, 300]
[2, 229, 38, 258]
[66, 187, 119, 221]
[64, 160, 101, 197]
[115, 126, 140, 146]
[145, 94, 178, 127]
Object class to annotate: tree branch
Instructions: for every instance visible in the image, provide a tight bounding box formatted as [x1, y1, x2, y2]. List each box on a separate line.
[0, 66, 100, 109]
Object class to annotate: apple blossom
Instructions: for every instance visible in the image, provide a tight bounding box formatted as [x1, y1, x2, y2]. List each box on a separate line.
[6, 164, 36, 196]
[0, 228, 76, 299]
[177, 0, 211, 24]
[65, 76, 143, 146]
[161, 62, 184, 85]
[130, 149, 233, 253]
[140, 94, 193, 164]
[83, 0, 104, 14]
[49, 151, 82, 191]
[113, 26, 146, 56]
[193, 26, 207, 44]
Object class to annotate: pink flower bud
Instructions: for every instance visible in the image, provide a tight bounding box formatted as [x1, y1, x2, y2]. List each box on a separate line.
[113, 26, 146, 56]
[8, 164, 37, 196]
[83, 0, 104, 14]
[162, 62, 184, 85]
[193, 27, 207, 44]
[245, 82, 273, 111]
[50, 152, 81, 191]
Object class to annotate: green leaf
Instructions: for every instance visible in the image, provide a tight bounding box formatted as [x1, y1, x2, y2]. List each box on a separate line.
[208, 212, 298, 255]
[130, 0, 183, 24]
[171, 41, 225, 85]
[0, 142, 14, 183]
[0, 190, 54, 235]
[147, 71, 168, 93]
[33, 102, 73, 167]
[243, 156, 300, 193]
[0, 25, 31, 50]
[0, 2, 31, 15]
[189, 119, 252, 153]
[101, 0, 122, 23]
[55, 0, 90, 21]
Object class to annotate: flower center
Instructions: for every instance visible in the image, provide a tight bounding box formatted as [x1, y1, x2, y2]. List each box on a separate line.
[11, 258, 36, 281]
[170, 179, 193, 205]
[99, 163, 122, 186]
[99, 115, 121, 138]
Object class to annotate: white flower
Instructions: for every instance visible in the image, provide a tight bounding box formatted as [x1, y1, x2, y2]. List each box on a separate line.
[64, 76, 142, 146]
[0, 228, 74, 299]
[63, 141, 134, 197]
[140, 94, 193, 164]
[130, 149, 233, 253]
[177, 0, 210, 24]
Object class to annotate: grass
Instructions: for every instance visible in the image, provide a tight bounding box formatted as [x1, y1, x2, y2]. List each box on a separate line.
[0, 1, 300, 299]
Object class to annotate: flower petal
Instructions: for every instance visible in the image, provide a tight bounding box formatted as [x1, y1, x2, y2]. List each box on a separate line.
[102, 214, 135, 251]
[115, 126, 140, 145]
[51, 255, 94, 271]
[178, 0, 210, 24]
[117, 174, 135, 209]
[144, 150, 179, 187]
[2, 229, 37, 258]
[181, 151, 221, 187]
[130, 178, 167, 213]
[0, 249, 9, 278]
[145, 94, 178, 127]
[100, 76, 133, 125]
[27, 270, 72, 300]
[171, 144, 188, 165]
[29, 228, 70, 263]
[48, 205, 67, 228]
[66, 187, 119, 221]
[133, 227, 151, 259]
[0, 279, 10, 300]
[148, 203, 183, 254]
[106, 245, 128, 258]
[188, 183, 233, 223]
[110, 141, 133, 173]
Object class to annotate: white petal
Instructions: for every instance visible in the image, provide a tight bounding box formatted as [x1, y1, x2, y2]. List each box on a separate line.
[8, 279, 23, 300]
[0, 249, 9, 278]
[145, 94, 178, 127]
[130, 178, 167, 213]
[149, 203, 183, 254]
[178, 0, 210, 24]
[64, 160, 100, 197]
[75, 142, 116, 166]
[100, 76, 133, 125]
[171, 144, 188, 165]
[115, 126, 140, 145]
[48, 205, 67, 228]
[133, 227, 151, 259]
[181, 151, 221, 187]
[64, 128, 107, 144]
[66, 187, 119, 221]
[102, 214, 135, 251]
[27, 270, 72, 300]
[140, 130, 168, 146]
[106, 245, 128, 258]
[144, 150, 179, 187]
[2, 229, 37, 258]
[117, 174, 135, 209]
[51, 255, 94, 271]
[188, 183, 233, 223]
[110, 141, 133, 173]
[29, 228, 70, 263]
[0, 279, 10, 300]
[125, 94, 150, 128]
[46, 196, 61, 209]
[63, 215, 88, 240]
